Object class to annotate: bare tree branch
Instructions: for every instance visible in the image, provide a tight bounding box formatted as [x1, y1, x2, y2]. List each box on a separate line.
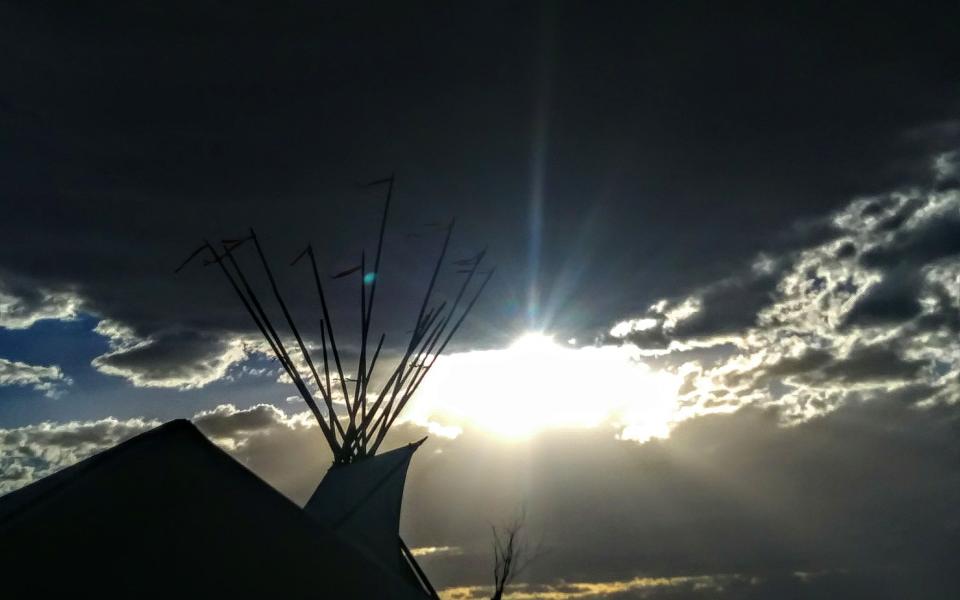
[490, 509, 540, 600]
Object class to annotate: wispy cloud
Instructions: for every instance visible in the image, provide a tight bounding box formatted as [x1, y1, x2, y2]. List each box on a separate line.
[0, 357, 72, 398]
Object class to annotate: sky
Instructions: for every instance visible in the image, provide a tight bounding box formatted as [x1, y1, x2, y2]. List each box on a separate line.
[2, 2, 960, 598]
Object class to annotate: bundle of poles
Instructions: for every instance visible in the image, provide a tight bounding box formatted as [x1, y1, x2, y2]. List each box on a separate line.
[176, 176, 493, 465]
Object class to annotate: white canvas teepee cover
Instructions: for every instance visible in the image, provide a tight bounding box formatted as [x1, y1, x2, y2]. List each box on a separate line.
[304, 439, 425, 587]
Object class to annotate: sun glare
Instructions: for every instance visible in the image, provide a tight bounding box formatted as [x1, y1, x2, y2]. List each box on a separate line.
[405, 332, 682, 442]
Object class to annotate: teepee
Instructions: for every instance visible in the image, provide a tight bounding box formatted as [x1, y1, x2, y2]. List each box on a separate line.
[176, 176, 492, 597]
[0, 420, 429, 599]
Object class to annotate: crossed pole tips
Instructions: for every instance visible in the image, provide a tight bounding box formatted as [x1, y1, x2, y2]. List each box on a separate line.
[175, 176, 494, 465]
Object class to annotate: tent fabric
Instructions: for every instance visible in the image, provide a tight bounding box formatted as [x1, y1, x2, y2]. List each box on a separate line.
[305, 439, 425, 588]
[0, 419, 426, 599]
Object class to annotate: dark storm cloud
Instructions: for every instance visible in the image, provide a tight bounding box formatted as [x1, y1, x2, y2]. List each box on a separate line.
[615, 171, 960, 350]
[0, 275, 80, 329]
[843, 213, 960, 328]
[670, 265, 786, 340]
[90, 325, 247, 389]
[609, 217, 844, 348]
[607, 263, 789, 350]
[884, 383, 942, 405]
[609, 167, 960, 423]
[749, 349, 833, 381]
[816, 344, 927, 383]
[742, 344, 929, 390]
[3, 1, 960, 391]
[861, 213, 960, 269]
[914, 285, 960, 334]
[840, 266, 925, 327]
[874, 196, 925, 233]
[772, 217, 844, 257]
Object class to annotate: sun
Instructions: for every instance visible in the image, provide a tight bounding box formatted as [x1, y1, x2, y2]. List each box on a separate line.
[509, 331, 557, 349]
[404, 331, 682, 441]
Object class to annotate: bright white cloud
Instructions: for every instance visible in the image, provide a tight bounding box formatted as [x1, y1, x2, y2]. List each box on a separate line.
[609, 317, 658, 338]
[405, 333, 682, 442]
[410, 545, 461, 557]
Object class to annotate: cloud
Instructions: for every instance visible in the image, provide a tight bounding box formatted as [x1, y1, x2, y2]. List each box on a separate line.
[608, 152, 960, 423]
[90, 320, 249, 389]
[840, 266, 924, 327]
[414, 164, 959, 444]
[736, 343, 928, 390]
[412, 546, 462, 557]
[405, 336, 682, 443]
[411, 401, 960, 597]
[815, 344, 927, 383]
[0, 403, 319, 495]
[3, 399, 959, 597]
[1, 1, 959, 407]
[933, 148, 959, 182]
[0, 415, 158, 494]
[860, 211, 960, 268]
[608, 317, 673, 352]
[0, 357, 72, 397]
[440, 566, 957, 599]
[192, 402, 316, 450]
[440, 573, 750, 600]
[668, 261, 788, 341]
[1, 10, 957, 394]
[0, 279, 81, 329]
